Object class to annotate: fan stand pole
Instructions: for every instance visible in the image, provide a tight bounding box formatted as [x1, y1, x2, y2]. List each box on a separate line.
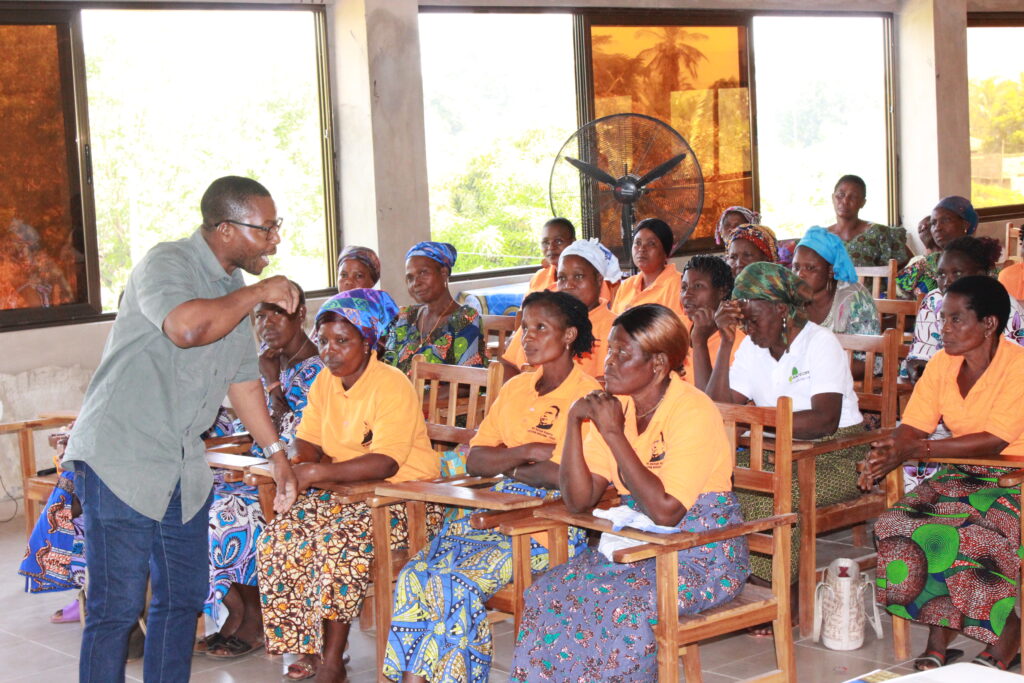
[621, 203, 637, 275]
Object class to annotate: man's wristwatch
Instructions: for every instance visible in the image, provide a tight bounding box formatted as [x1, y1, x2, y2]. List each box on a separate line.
[262, 439, 287, 458]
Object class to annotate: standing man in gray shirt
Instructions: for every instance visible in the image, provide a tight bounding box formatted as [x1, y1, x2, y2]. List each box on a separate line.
[64, 176, 300, 682]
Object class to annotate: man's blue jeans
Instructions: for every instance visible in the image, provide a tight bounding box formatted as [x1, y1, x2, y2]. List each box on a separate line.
[75, 462, 211, 683]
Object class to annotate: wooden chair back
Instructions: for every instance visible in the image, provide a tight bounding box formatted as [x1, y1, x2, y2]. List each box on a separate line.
[855, 258, 898, 299]
[874, 297, 918, 352]
[1006, 222, 1021, 262]
[480, 311, 521, 360]
[0, 414, 77, 538]
[836, 329, 899, 429]
[410, 354, 502, 446]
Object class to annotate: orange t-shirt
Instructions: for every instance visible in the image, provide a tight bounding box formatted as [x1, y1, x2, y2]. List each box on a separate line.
[999, 262, 1024, 300]
[903, 340, 1024, 457]
[527, 265, 557, 294]
[296, 356, 439, 481]
[471, 364, 601, 453]
[682, 329, 746, 385]
[610, 263, 690, 325]
[572, 373, 734, 508]
[502, 301, 616, 380]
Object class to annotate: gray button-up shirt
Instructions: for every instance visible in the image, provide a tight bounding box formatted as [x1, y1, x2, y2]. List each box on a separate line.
[64, 229, 259, 522]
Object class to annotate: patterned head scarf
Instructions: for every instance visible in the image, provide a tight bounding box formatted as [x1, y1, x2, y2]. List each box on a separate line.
[732, 262, 811, 322]
[796, 226, 858, 283]
[337, 245, 381, 285]
[558, 238, 623, 284]
[934, 196, 979, 234]
[727, 224, 779, 263]
[406, 241, 457, 271]
[315, 288, 398, 346]
[715, 206, 761, 245]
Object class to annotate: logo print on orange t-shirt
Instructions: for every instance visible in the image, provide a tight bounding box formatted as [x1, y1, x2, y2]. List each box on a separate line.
[361, 423, 373, 448]
[649, 432, 666, 467]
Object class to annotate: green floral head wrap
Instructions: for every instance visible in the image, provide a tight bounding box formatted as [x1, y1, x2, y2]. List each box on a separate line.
[732, 262, 811, 323]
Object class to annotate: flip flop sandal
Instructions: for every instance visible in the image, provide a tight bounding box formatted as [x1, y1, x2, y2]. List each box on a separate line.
[50, 600, 81, 624]
[206, 635, 264, 660]
[193, 632, 225, 656]
[914, 647, 964, 671]
[285, 660, 317, 681]
[973, 651, 1022, 671]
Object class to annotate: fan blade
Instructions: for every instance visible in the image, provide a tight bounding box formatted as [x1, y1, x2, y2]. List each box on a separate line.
[564, 157, 618, 187]
[635, 153, 687, 189]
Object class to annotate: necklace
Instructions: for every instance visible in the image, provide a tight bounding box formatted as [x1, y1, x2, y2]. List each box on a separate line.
[635, 393, 666, 420]
[418, 299, 457, 343]
[279, 337, 314, 377]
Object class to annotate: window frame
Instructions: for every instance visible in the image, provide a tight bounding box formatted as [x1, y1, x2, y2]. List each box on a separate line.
[420, 7, 899, 270]
[966, 12, 1024, 222]
[0, 1, 338, 331]
[0, 6, 102, 330]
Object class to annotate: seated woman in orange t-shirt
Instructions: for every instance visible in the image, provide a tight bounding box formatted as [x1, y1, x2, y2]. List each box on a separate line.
[861, 276, 1024, 672]
[680, 254, 745, 391]
[502, 238, 621, 381]
[256, 289, 440, 682]
[510, 304, 748, 681]
[527, 217, 576, 293]
[383, 290, 601, 683]
[610, 218, 688, 323]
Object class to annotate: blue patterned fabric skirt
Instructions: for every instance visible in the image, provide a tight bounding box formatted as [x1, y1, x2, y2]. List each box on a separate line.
[510, 492, 750, 682]
[204, 471, 266, 620]
[383, 479, 588, 682]
[19, 471, 85, 593]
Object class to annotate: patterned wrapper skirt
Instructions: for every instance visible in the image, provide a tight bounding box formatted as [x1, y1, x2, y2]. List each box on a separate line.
[383, 479, 589, 682]
[19, 471, 85, 593]
[875, 464, 1021, 645]
[257, 488, 442, 655]
[736, 423, 868, 582]
[204, 471, 266, 620]
[510, 491, 749, 682]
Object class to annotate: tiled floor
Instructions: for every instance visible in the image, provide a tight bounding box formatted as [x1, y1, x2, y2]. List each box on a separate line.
[0, 510, 985, 682]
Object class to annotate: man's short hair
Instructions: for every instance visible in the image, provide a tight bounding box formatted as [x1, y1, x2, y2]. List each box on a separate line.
[201, 176, 271, 230]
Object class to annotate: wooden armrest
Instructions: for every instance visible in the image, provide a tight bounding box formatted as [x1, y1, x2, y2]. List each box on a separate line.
[206, 452, 266, 472]
[472, 486, 619, 530]
[611, 513, 799, 563]
[792, 429, 891, 461]
[309, 479, 383, 503]
[998, 469, 1024, 487]
[498, 516, 566, 536]
[739, 435, 812, 452]
[374, 481, 544, 511]
[367, 475, 504, 508]
[535, 506, 798, 551]
[204, 432, 252, 448]
[0, 416, 76, 434]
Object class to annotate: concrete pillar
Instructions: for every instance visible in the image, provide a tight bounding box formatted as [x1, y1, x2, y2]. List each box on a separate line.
[329, 0, 430, 300]
[897, 0, 971, 248]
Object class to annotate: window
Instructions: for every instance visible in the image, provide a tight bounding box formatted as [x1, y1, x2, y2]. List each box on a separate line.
[752, 15, 892, 240]
[0, 9, 95, 327]
[967, 22, 1024, 212]
[0, 6, 334, 328]
[83, 9, 334, 310]
[587, 19, 751, 253]
[418, 12, 577, 275]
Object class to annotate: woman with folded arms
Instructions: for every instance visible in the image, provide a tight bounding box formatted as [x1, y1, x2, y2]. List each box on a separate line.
[257, 289, 441, 682]
[511, 304, 748, 681]
[861, 276, 1024, 672]
[384, 290, 600, 682]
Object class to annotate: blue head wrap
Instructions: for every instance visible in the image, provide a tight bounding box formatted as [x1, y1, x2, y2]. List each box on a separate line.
[796, 226, 858, 283]
[406, 241, 457, 270]
[934, 196, 979, 234]
[315, 288, 398, 345]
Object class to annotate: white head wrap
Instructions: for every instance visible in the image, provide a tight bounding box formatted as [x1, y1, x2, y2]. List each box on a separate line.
[558, 238, 622, 284]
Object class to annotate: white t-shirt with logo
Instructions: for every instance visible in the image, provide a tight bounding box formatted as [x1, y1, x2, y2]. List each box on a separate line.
[729, 321, 863, 429]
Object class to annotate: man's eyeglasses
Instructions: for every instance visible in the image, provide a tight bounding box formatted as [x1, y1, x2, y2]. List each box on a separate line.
[221, 217, 284, 236]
